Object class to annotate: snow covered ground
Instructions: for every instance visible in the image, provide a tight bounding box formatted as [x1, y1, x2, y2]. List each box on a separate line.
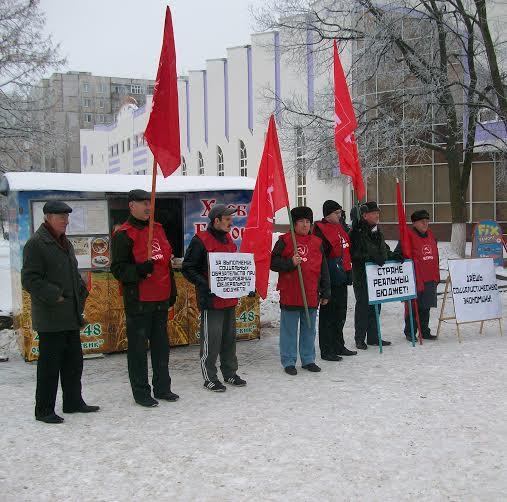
[1, 236, 507, 500]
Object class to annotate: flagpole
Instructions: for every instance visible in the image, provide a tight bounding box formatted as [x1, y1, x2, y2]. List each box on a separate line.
[147, 158, 158, 259]
[286, 206, 311, 327]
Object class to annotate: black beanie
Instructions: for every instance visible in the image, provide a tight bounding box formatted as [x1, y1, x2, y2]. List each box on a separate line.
[290, 206, 313, 224]
[322, 200, 342, 217]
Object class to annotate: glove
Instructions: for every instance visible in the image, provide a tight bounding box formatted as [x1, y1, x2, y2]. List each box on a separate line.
[373, 256, 385, 267]
[136, 260, 154, 278]
[393, 252, 405, 263]
[346, 270, 353, 286]
[248, 291, 256, 298]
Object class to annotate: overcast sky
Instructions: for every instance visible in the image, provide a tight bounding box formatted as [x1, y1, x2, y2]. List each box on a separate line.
[40, 0, 266, 80]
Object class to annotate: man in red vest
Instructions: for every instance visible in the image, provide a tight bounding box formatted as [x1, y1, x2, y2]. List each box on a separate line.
[395, 209, 440, 340]
[313, 200, 357, 360]
[182, 204, 247, 392]
[111, 189, 179, 407]
[271, 206, 331, 375]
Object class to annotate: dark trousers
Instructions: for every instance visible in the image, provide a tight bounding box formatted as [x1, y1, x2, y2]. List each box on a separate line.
[35, 330, 84, 418]
[405, 306, 431, 337]
[125, 310, 171, 401]
[199, 308, 238, 382]
[353, 283, 381, 344]
[319, 284, 348, 356]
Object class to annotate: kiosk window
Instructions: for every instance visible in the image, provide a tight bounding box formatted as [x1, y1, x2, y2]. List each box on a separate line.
[108, 197, 184, 257]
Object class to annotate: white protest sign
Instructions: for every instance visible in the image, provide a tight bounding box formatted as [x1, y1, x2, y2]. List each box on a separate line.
[448, 258, 501, 323]
[209, 252, 256, 299]
[366, 260, 417, 304]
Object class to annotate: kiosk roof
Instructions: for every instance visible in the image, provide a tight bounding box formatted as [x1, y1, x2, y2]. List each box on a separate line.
[0, 172, 255, 194]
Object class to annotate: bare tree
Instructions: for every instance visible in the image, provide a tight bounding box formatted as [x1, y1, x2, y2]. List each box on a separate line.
[0, 0, 65, 172]
[253, 0, 507, 256]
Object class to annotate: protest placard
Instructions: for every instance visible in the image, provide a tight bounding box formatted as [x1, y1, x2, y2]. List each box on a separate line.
[447, 258, 501, 323]
[366, 260, 417, 304]
[209, 252, 256, 299]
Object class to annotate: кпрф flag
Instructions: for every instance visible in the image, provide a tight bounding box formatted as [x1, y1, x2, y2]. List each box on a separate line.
[240, 115, 289, 299]
[333, 40, 365, 201]
[144, 6, 181, 177]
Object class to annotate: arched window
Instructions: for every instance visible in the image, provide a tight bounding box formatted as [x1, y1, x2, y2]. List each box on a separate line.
[198, 151, 204, 176]
[181, 155, 187, 176]
[295, 127, 307, 206]
[217, 146, 224, 176]
[239, 140, 247, 177]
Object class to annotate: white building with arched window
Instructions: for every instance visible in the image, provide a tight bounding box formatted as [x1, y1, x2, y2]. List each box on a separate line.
[80, 32, 346, 225]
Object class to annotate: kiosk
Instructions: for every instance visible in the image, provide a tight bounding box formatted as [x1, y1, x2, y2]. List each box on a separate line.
[0, 172, 259, 361]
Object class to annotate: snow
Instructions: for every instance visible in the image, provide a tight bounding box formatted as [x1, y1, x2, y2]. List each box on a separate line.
[1, 237, 507, 500]
[0, 172, 255, 194]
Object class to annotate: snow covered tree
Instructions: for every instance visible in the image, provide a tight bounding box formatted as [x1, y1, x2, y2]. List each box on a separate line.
[0, 0, 65, 173]
[253, 0, 507, 256]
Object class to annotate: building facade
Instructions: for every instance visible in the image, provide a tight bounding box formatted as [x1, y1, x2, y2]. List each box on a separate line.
[81, 31, 348, 225]
[37, 72, 155, 173]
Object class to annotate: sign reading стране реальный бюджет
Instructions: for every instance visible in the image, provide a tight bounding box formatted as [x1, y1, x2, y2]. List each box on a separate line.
[448, 258, 501, 323]
[209, 252, 256, 299]
[366, 260, 417, 304]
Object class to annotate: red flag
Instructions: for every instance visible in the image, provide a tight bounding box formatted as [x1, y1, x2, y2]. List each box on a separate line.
[333, 41, 365, 200]
[145, 6, 180, 177]
[396, 179, 412, 259]
[240, 115, 289, 299]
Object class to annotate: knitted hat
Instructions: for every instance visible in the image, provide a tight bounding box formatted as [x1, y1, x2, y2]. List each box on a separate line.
[290, 206, 313, 224]
[322, 200, 342, 217]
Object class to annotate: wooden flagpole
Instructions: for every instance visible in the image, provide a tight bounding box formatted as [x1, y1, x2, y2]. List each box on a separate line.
[286, 206, 311, 327]
[147, 158, 158, 260]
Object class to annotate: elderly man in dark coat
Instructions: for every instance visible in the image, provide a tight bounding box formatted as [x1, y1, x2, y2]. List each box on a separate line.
[22, 201, 99, 424]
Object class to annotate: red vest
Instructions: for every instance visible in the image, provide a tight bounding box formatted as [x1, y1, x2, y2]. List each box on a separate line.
[119, 221, 172, 302]
[314, 221, 352, 271]
[277, 233, 323, 308]
[408, 228, 440, 292]
[196, 231, 238, 309]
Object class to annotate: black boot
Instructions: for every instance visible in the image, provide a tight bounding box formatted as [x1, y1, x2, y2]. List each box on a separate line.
[302, 363, 321, 372]
[355, 340, 368, 350]
[284, 366, 297, 376]
[321, 354, 343, 361]
[368, 340, 391, 347]
[154, 390, 180, 401]
[337, 347, 357, 356]
[63, 403, 100, 413]
[36, 413, 64, 424]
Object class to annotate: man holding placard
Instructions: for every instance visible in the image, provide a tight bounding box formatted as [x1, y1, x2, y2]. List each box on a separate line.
[350, 202, 402, 349]
[182, 204, 247, 392]
[395, 209, 440, 341]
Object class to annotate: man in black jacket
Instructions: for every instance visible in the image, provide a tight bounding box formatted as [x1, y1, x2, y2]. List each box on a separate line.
[313, 200, 357, 360]
[22, 201, 99, 424]
[350, 201, 401, 349]
[111, 190, 178, 407]
[182, 204, 246, 392]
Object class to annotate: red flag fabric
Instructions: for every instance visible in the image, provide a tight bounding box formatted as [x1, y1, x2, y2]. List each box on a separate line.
[240, 115, 289, 299]
[333, 41, 365, 201]
[396, 179, 412, 259]
[144, 6, 181, 177]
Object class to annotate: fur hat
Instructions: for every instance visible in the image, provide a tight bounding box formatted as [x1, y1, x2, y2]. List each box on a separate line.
[290, 206, 313, 224]
[411, 209, 430, 222]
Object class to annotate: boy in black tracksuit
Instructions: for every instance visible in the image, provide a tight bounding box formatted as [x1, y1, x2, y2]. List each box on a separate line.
[182, 204, 247, 392]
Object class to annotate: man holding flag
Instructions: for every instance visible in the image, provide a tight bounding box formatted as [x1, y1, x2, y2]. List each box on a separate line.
[394, 209, 440, 341]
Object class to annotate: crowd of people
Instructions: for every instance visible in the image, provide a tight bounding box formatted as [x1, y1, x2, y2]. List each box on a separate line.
[21, 191, 440, 424]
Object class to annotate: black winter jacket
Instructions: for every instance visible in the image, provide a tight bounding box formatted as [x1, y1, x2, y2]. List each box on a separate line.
[21, 224, 88, 332]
